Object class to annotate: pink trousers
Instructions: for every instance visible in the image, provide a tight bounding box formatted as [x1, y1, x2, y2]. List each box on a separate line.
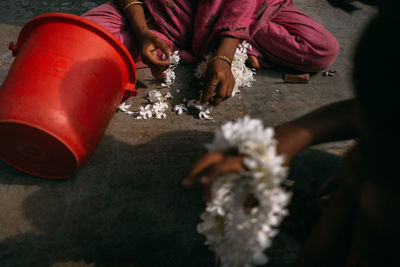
[82, 1, 339, 72]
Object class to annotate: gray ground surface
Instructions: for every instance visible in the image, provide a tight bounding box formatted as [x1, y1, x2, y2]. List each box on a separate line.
[0, 1, 376, 266]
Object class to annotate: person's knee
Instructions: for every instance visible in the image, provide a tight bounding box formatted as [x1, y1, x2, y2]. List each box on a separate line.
[304, 35, 340, 72]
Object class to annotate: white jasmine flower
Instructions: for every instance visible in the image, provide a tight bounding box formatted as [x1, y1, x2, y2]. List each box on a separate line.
[118, 102, 134, 115]
[189, 100, 207, 111]
[185, 99, 213, 120]
[174, 104, 188, 115]
[187, 99, 200, 109]
[153, 102, 169, 119]
[198, 117, 291, 267]
[131, 90, 172, 120]
[152, 102, 168, 113]
[164, 92, 173, 100]
[147, 90, 163, 103]
[155, 112, 167, 119]
[199, 106, 213, 120]
[139, 104, 152, 119]
[161, 50, 180, 87]
[169, 50, 180, 65]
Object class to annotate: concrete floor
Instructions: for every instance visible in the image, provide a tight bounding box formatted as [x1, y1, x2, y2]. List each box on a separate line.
[0, 1, 377, 266]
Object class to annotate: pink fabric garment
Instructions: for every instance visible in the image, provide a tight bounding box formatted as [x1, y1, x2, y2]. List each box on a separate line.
[81, 0, 339, 72]
[248, 1, 340, 71]
[144, 0, 291, 55]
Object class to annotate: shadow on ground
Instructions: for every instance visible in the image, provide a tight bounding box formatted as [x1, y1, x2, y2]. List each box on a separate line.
[0, 130, 345, 267]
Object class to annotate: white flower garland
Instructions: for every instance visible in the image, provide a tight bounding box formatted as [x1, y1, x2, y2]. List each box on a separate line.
[198, 116, 292, 267]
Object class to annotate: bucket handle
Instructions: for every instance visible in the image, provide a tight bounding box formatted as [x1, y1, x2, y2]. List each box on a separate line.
[123, 82, 139, 99]
[8, 42, 19, 57]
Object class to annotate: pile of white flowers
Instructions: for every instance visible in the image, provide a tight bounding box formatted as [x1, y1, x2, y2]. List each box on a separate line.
[139, 90, 173, 119]
[198, 116, 292, 267]
[118, 90, 172, 119]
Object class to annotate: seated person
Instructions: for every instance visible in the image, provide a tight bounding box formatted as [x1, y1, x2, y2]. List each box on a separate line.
[82, 0, 339, 105]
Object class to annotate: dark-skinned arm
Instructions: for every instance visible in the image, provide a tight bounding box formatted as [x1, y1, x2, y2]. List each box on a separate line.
[275, 98, 360, 165]
[116, 0, 171, 77]
[183, 98, 360, 195]
[201, 37, 239, 105]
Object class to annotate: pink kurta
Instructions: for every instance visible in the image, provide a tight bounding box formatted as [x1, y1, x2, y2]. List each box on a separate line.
[82, 0, 339, 72]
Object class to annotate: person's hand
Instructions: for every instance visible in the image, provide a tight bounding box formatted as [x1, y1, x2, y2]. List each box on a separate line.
[182, 125, 301, 202]
[200, 58, 235, 105]
[139, 31, 171, 78]
[182, 122, 311, 201]
[182, 150, 261, 212]
[182, 150, 245, 201]
[247, 55, 261, 69]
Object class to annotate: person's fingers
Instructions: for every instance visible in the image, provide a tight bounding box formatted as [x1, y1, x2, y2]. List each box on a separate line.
[199, 155, 245, 203]
[226, 79, 235, 98]
[144, 53, 169, 78]
[199, 156, 244, 187]
[145, 52, 171, 68]
[247, 55, 261, 69]
[150, 62, 168, 78]
[156, 38, 171, 58]
[182, 152, 225, 187]
[142, 46, 171, 68]
[212, 79, 228, 105]
[200, 79, 219, 104]
[152, 69, 167, 79]
[153, 38, 171, 67]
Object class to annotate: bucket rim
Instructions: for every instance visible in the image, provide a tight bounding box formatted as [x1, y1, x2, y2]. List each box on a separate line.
[0, 119, 80, 179]
[14, 12, 137, 98]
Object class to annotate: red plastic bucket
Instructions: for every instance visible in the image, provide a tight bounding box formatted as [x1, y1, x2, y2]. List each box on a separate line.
[0, 13, 138, 178]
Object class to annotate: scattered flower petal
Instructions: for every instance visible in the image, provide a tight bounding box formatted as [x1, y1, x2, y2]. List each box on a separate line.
[174, 104, 188, 115]
[131, 90, 171, 120]
[118, 102, 134, 115]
